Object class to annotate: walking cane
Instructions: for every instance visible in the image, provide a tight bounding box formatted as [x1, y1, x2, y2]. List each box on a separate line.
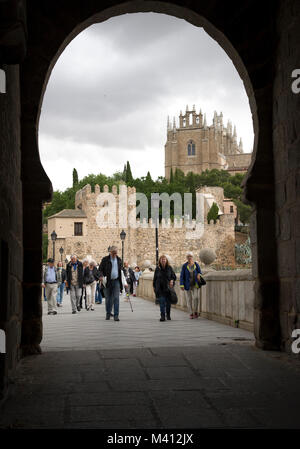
[126, 291, 133, 312]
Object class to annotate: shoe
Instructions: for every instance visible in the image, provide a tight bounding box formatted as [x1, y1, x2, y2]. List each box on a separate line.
[133, 294, 136, 297]
[47, 311, 53, 315]
[72, 311, 77, 314]
[110, 313, 114, 317]
[190, 314, 194, 319]
[166, 314, 171, 320]
[194, 312, 198, 319]
[53, 311, 57, 315]
[77, 307, 81, 312]
[106, 315, 110, 320]
[160, 314, 166, 322]
[57, 303, 60, 307]
[91, 307, 94, 311]
[114, 316, 120, 321]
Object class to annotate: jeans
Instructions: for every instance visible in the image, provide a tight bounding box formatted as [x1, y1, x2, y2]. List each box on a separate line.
[104, 279, 120, 317]
[56, 282, 65, 305]
[95, 283, 102, 303]
[159, 295, 171, 316]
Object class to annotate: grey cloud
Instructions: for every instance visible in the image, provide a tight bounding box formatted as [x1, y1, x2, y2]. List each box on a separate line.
[39, 13, 253, 189]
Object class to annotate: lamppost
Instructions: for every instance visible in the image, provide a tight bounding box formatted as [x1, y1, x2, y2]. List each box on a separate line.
[51, 230, 57, 261]
[120, 230, 126, 266]
[59, 246, 64, 262]
[151, 194, 160, 266]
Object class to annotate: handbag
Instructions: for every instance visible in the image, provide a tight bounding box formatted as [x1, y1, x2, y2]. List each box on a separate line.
[167, 286, 178, 305]
[198, 275, 206, 287]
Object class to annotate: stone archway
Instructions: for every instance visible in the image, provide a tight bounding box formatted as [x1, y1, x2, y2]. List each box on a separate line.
[20, 0, 280, 356]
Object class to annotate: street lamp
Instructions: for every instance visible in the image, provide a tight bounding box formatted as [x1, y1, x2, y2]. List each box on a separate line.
[151, 194, 160, 266]
[51, 230, 57, 261]
[120, 229, 126, 266]
[59, 246, 64, 262]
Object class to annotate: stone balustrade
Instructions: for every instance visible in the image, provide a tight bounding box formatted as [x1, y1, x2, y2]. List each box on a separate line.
[137, 269, 254, 332]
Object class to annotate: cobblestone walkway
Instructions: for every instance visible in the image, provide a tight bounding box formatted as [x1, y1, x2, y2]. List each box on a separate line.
[0, 295, 299, 429]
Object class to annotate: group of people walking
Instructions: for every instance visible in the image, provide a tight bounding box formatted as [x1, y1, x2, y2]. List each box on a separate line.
[42, 246, 204, 322]
[42, 247, 142, 320]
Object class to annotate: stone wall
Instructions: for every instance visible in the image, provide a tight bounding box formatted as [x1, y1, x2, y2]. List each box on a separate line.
[51, 184, 236, 268]
[272, 0, 300, 352]
[0, 65, 23, 401]
[137, 270, 254, 332]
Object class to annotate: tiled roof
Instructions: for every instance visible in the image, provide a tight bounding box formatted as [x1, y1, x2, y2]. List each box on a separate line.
[48, 209, 86, 219]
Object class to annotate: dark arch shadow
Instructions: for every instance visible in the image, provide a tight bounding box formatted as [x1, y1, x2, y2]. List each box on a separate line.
[20, 0, 280, 355]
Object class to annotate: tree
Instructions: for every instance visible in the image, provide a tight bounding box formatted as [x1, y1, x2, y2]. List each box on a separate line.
[42, 233, 48, 262]
[234, 199, 252, 224]
[122, 164, 127, 181]
[125, 161, 133, 184]
[169, 168, 174, 183]
[72, 168, 79, 187]
[207, 202, 219, 223]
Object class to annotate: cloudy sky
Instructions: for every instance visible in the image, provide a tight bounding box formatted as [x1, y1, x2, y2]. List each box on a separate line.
[39, 13, 254, 191]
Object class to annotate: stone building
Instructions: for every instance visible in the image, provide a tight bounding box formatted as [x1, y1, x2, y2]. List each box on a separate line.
[47, 184, 236, 268]
[165, 106, 252, 178]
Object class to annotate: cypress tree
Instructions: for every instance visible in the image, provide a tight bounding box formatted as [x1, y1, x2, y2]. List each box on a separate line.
[207, 202, 219, 224]
[72, 168, 79, 187]
[125, 161, 133, 184]
[122, 164, 127, 181]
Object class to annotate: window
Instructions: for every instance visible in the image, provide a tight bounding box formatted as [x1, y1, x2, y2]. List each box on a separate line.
[74, 222, 83, 236]
[187, 140, 196, 156]
[230, 205, 234, 213]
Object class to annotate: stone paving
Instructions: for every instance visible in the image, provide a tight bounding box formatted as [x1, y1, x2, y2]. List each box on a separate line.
[0, 294, 300, 429]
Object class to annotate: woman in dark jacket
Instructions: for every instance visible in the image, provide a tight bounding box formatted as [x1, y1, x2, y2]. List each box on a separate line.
[153, 255, 176, 321]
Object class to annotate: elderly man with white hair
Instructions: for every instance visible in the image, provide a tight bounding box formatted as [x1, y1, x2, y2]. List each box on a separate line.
[99, 246, 124, 321]
[180, 251, 203, 319]
[66, 254, 84, 314]
[83, 260, 100, 311]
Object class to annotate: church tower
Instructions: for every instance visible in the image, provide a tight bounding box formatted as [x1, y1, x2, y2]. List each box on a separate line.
[164, 106, 251, 179]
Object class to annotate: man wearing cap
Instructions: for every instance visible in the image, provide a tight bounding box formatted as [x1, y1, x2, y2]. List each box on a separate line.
[99, 246, 123, 321]
[42, 258, 58, 315]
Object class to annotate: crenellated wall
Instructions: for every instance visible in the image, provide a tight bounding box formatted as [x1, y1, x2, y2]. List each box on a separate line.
[52, 183, 235, 267]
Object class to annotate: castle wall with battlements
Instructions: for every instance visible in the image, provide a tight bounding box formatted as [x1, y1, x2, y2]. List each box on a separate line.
[49, 183, 235, 268]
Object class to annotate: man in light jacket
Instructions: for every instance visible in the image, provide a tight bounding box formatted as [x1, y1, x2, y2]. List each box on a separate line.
[42, 258, 58, 315]
[180, 252, 202, 319]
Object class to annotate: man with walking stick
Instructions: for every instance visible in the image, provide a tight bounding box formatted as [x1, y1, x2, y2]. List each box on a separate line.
[99, 246, 124, 321]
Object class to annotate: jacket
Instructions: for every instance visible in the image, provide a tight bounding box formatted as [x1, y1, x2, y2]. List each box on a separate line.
[122, 267, 136, 294]
[153, 265, 176, 299]
[99, 255, 123, 291]
[66, 261, 84, 288]
[56, 268, 66, 284]
[83, 266, 100, 284]
[180, 261, 202, 290]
